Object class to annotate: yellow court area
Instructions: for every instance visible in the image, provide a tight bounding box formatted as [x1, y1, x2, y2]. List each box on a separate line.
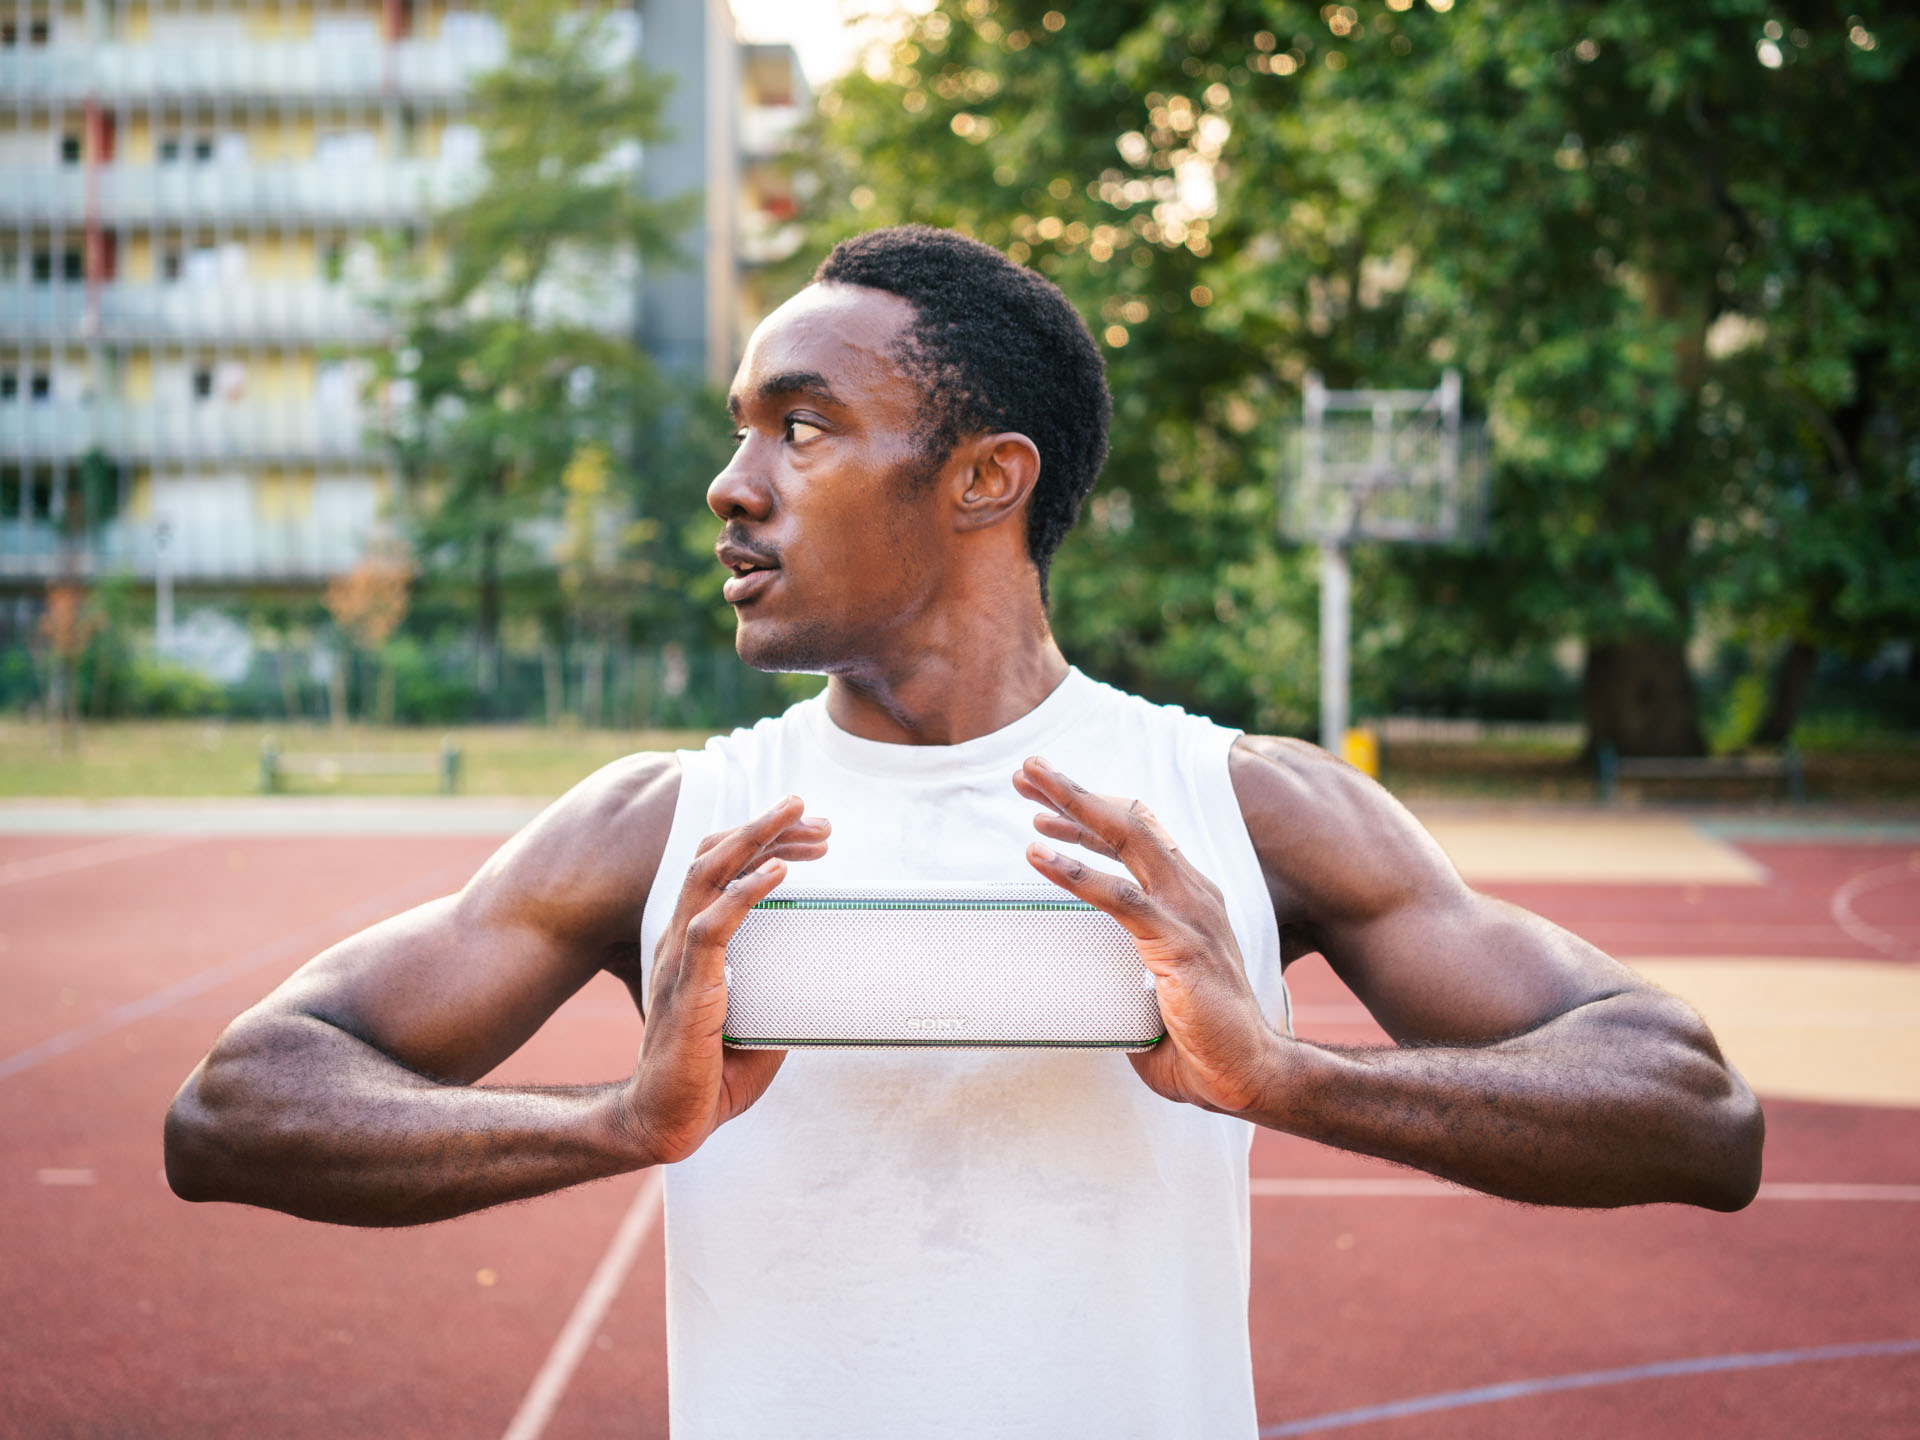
[1415, 809, 1770, 886]
[1403, 808, 1920, 1108]
[1632, 958, 1920, 1110]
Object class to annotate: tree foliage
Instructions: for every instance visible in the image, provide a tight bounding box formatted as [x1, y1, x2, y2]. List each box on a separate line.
[805, 0, 1918, 749]
[375, 0, 714, 693]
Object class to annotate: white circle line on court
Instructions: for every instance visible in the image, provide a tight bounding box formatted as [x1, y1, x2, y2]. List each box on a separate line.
[1248, 1178, 1920, 1201]
[1256, 1337, 1920, 1437]
[500, 1170, 665, 1440]
[1832, 862, 1918, 961]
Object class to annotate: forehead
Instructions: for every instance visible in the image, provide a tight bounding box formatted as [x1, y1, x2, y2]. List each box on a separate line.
[730, 283, 921, 409]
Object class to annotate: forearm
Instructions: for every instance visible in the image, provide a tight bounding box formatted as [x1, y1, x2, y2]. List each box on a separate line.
[1249, 991, 1764, 1210]
[164, 1013, 648, 1226]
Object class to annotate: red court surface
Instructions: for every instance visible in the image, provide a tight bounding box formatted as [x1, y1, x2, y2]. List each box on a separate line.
[2, 822, 1916, 1437]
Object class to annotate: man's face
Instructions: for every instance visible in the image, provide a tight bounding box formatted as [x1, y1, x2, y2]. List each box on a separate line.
[709, 283, 950, 674]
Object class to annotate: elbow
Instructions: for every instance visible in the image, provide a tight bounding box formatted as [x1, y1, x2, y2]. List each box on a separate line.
[1622, 991, 1766, 1212]
[162, 1069, 228, 1204]
[1694, 1075, 1766, 1213]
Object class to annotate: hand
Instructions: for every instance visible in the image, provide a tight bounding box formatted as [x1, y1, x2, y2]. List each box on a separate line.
[624, 796, 829, 1165]
[1015, 757, 1282, 1115]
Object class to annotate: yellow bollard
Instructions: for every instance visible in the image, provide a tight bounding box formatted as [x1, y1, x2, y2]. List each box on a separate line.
[1340, 726, 1380, 779]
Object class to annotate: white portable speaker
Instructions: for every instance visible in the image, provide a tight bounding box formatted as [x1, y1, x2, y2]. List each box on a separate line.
[722, 883, 1164, 1051]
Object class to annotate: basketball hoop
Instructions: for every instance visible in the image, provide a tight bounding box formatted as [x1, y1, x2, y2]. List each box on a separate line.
[1276, 370, 1487, 751]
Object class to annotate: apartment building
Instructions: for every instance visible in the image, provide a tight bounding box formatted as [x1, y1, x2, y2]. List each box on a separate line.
[0, 1, 808, 601]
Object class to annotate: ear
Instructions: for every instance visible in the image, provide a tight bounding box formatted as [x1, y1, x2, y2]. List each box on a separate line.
[952, 432, 1041, 534]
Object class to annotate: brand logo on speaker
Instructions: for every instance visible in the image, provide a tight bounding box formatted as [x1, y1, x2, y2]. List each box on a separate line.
[906, 1016, 966, 1032]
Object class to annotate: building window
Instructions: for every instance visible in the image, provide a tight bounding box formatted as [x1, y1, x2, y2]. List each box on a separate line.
[159, 137, 181, 164]
[62, 248, 83, 283]
[191, 367, 214, 401]
[161, 248, 182, 281]
[60, 133, 82, 166]
[31, 250, 52, 284]
[0, 372, 16, 401]
[30, 19, 49, 44]
[30, 372, 52, 402]
[192, 137, 214, 164]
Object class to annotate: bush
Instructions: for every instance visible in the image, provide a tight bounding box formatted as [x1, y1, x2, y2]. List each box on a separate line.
[124, 657, 227, 718]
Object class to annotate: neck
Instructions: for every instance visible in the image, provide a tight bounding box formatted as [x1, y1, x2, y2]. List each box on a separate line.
[823, 576, 1069, 747]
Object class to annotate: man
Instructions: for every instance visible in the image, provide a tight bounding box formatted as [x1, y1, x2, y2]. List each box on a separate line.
[166, 226, 1763, 1438]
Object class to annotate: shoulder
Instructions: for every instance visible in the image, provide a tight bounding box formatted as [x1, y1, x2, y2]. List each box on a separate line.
[1228, 735, 1467, 925]
[455, 751, 683, 948]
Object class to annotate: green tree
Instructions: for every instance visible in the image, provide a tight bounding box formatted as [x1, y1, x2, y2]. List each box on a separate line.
[376, 0, 696, 694]
[806, 0, 1918, 751]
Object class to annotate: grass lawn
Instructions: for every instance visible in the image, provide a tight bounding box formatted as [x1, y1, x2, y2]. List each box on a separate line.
[3, 719, 1915, 805]
[0, 719, 715, 800]
[1381, 738, 1920, 804]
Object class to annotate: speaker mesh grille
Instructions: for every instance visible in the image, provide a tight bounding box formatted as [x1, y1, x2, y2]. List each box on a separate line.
[723, 884, 1163, 1051]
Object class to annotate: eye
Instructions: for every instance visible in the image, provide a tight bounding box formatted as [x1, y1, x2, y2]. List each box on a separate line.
[730, 427, 747, 445]
[785, 417, 824, 444]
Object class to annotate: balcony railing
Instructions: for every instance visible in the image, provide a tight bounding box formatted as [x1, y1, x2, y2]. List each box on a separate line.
[739, 104, 803, 159]
[0, 33, 507, 104]
[0, 401, 378, 464]
[0, 511, 375, 582]
[1, 282, 386, 345]
[738, 209, 804, 266]
[0, 158, 481, 226]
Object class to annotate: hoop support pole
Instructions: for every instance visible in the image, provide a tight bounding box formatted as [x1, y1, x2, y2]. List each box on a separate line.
[1319, 542, 1350, 752]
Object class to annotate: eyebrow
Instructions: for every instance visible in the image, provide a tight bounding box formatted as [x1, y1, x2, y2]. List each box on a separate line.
[727, 369, 847, 420]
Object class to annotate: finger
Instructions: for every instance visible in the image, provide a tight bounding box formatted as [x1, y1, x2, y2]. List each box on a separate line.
[680, 799, 807, 909]
[676, 856, 787, 993]
[765, 835, 831, 863]
[1024, 842, 1165, 943]
[660, 804, 806, 991]
[1031, 810, 1122, 861]
[1018, 758, 1181, 889]
[719, 1045, 785, 1102]
[692, 808, 827, 861]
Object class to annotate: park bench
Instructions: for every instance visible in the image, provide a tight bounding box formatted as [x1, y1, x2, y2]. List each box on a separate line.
[1596, 745, 1803, 805]
[259, 738, 462, 795]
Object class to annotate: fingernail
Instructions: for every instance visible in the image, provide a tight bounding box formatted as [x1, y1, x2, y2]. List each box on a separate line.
[1030, 843, 1057, 863]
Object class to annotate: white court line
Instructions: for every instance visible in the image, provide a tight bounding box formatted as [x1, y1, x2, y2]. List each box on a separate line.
[1832, 862, 1919, 961]
[1249, 1178, 1920, 1201]
[501, 1170, 665, 1440]
[0, 852, 486, 1083]
[0, 834, 198, 888]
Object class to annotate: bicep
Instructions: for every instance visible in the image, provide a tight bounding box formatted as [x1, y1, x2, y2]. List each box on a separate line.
[1325, 891, 1644, 1047]
[226, 752, 679, 1084]
[1232, 736, 1646, 1046]
[261, 893, 603, 1084]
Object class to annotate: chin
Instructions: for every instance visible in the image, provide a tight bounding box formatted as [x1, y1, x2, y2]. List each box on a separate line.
[733, 614, 843, 675]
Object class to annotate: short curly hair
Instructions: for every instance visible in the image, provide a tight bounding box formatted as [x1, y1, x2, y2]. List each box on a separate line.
[814, 225, 1111, 598]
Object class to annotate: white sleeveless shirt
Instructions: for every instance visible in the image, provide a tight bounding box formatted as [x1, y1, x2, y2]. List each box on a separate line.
[638, 668, 1287, 1439]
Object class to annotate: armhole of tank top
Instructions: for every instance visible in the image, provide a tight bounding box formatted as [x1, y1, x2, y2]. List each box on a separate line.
[636, 746, 720, 1006]
[1191, 723, 1293, 1039]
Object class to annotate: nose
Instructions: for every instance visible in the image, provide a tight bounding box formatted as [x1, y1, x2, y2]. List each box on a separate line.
[707, 439, 774, 523]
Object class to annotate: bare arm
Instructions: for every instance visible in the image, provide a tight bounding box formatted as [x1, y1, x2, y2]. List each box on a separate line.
[1016, 742, 1763, 1211]
[163, 756, 828, 1226]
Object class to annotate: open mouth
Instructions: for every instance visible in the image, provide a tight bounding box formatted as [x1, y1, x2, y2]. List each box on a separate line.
[718, 542, 780, 605]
